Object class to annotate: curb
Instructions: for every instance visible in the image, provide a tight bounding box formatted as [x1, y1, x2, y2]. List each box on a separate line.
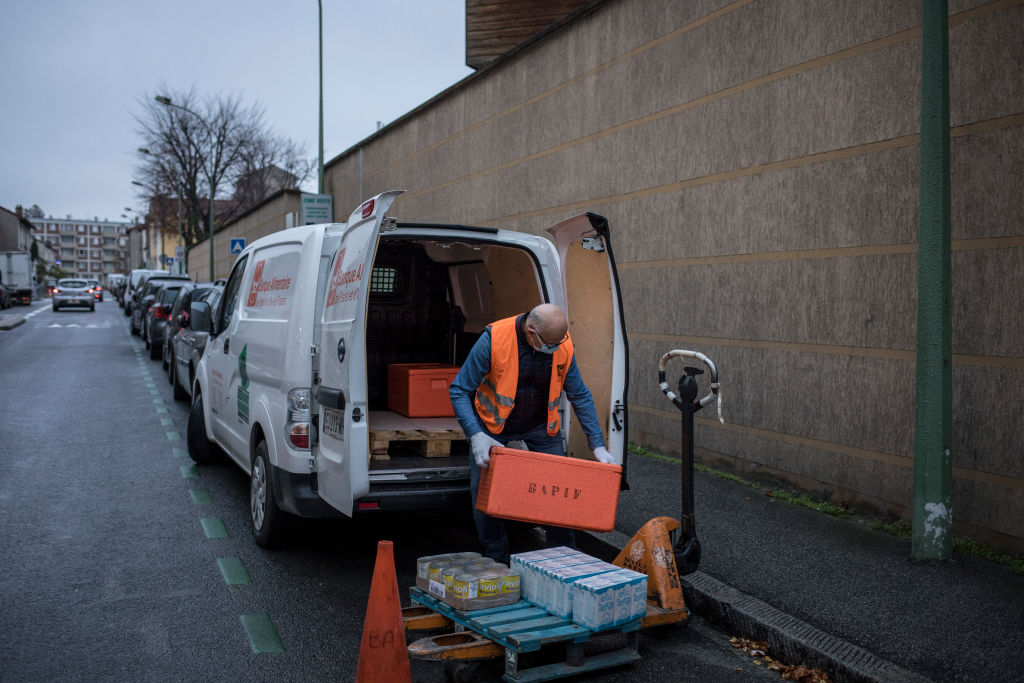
[0, 315, 25, 330]
[578, 529, 929, 683]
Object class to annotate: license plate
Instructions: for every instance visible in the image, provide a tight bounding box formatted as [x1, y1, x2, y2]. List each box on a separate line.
[68, 299, 79, 304]
[323, 408, 344, 439]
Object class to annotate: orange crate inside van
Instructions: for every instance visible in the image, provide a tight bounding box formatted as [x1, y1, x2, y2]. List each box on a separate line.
[387, 363, 460, 417]
[476, 447, 622, 532]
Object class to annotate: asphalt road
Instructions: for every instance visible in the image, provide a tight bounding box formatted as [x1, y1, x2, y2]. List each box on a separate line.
[0, 299, 778, 682]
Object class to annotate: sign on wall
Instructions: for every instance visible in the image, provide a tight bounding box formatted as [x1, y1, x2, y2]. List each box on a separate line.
[301, 193, 333, 225]
[230, 238, 246, 255]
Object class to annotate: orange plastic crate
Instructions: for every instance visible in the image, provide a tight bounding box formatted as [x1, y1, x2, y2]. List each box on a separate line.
[387, 363, 460, 417]
[476, 447, 622, 532]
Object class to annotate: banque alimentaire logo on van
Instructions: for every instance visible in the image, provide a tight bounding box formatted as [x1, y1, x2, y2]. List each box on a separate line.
[246, 259, 293, 308]
[326, 248, 364, 307]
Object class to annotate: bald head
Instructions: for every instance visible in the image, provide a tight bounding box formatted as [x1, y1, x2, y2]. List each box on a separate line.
[527, 304, 568, 344]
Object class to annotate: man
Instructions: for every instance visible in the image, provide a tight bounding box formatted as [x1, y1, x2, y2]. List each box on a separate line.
[449, 303, 615, 563]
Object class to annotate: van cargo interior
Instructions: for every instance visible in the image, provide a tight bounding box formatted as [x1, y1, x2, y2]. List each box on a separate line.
[365, 236, 543, 464]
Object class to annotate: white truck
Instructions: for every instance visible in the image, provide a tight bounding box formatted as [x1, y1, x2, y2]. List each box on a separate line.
[1, 251, 34, 305]
[187, 191, 629, 546]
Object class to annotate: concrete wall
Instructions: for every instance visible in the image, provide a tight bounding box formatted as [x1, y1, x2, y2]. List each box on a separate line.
[324, 0, 1024, 549]
[187, 190, 302, 281]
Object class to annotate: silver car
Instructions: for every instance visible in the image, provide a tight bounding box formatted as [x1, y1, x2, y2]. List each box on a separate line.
[170, 284, 223, 401]
[52, 278, 95, 312]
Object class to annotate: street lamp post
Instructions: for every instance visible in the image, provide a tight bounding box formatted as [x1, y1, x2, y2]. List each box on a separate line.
[138, 147, 185, 275]
[318, 0, 325, 194]
[155, 95, 217, 281]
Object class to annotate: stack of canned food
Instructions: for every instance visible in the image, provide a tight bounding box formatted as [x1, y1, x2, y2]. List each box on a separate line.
[416, 552, 522, 610]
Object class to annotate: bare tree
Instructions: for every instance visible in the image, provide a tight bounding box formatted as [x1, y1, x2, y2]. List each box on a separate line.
[134, 86, 314, 247]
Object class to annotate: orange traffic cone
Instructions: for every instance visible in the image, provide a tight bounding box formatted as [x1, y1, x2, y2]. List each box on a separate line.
[355, 540, 412, 683]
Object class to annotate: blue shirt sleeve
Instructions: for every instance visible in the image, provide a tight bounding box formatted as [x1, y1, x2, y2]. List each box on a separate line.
[562, 355, 606, 450]
[449, 330, 491, 439]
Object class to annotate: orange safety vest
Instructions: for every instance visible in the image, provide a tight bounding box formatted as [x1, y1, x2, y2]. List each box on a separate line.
[474, 315, 574, 436]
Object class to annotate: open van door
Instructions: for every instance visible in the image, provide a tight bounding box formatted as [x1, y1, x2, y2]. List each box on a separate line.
[547, 213, 629, 485]
[313, 191, 403, 515]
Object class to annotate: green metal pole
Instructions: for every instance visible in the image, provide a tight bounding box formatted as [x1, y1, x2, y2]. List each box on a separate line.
[912, 0, 953, 560]
[318, 0, 324, 195]
[208, 170, 215, 281]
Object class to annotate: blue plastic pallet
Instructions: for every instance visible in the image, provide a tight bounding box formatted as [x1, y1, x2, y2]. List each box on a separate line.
[409, 586, 641, 682]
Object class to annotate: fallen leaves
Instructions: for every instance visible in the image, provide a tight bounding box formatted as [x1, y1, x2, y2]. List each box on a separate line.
[729, 637, 833, 682]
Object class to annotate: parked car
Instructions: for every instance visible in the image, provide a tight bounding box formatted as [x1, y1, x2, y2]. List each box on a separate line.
[143, 281, 187, 359]
[187, 190, 628, 547]
[51, 278, 95, 312]
[170, 284, 223, 402]
[161, 281, 214, 373]
[124, 268, 168, 318]
[130, 273, 188, 335]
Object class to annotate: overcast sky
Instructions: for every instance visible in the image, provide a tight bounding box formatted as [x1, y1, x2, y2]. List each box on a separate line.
[0, 0, 473, 223]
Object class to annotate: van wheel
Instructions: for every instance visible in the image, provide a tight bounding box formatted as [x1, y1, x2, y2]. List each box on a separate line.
[187, 393, 222, 465]
[251, 441, 286, 547]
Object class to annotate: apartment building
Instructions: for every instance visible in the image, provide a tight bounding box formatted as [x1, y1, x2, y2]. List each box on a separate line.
[30, 216, 130, 278]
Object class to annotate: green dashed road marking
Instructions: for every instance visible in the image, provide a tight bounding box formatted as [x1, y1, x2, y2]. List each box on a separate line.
[146, 382, 156, 388]
[240, 613, 284, 654]
[217, 557, 252, 585]
[173, 447, 188, 458]
[150, 390, 161, 396]
[156, 407, 169, 414]
[167, 431, 181, 441]
[190, 488, 212, 503]
[161, 418, 174, 426]
[201, 517, 228, 539]
[152, 398, 164, 405]
[180, 464, 199, 479]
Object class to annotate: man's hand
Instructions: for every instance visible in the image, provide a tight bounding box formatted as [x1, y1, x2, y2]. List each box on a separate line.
[593, 447, 615, 464]
[470, 432, 502, 467]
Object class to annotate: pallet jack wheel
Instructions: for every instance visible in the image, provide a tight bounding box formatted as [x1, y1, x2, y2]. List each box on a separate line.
[443, 660, 481, 682]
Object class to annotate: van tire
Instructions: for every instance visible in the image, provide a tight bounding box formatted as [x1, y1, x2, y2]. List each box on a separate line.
[187, 393, 222, 465]
[250, 441, 286, 547]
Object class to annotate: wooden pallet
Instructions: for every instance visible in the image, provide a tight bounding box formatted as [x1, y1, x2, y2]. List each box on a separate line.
[367, 411, 466, 461]
[409, 586, 641, 682]
[369, 428, 464, 459]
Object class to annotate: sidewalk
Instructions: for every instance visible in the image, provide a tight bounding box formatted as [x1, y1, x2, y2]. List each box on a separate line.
[0, 312, 26, 329]
[580, 451, 1024, 682]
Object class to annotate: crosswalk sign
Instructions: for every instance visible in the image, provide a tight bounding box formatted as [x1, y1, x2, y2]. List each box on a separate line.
[230, 238, 246, 255]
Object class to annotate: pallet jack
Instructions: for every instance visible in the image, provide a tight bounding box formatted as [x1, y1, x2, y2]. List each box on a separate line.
[402, 349, 721, 681]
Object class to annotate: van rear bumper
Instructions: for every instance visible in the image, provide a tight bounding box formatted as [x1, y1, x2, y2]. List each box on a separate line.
[271, 466, 471, 517]
[355, 482, 471, 515]
[270, 466, 344, 518]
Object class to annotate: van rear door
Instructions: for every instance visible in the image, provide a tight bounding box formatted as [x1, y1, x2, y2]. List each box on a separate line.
[313, 191, 403, 515]
[547, 213, 629, 479]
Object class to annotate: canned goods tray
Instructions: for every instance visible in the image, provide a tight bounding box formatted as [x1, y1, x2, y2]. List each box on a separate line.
[408, 586, 642, 682]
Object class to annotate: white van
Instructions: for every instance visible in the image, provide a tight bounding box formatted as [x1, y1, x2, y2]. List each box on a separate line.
[187, 191, 629, 546]
[124, 268, 168, 317]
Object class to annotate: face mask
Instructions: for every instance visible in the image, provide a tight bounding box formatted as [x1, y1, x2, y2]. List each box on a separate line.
[530, 326, 563, 354]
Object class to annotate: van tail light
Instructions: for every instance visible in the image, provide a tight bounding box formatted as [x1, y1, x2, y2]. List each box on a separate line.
[154, 305, 170, 320]
[289, 424, 310, 449]
[286, 388, 311, 450]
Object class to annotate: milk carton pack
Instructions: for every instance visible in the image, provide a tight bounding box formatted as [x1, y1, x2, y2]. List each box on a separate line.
[546, 561, 617, 619]
[571, 568, 648, 631]
[511, 547, 580, 602]
[529, 553, 594, 604]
